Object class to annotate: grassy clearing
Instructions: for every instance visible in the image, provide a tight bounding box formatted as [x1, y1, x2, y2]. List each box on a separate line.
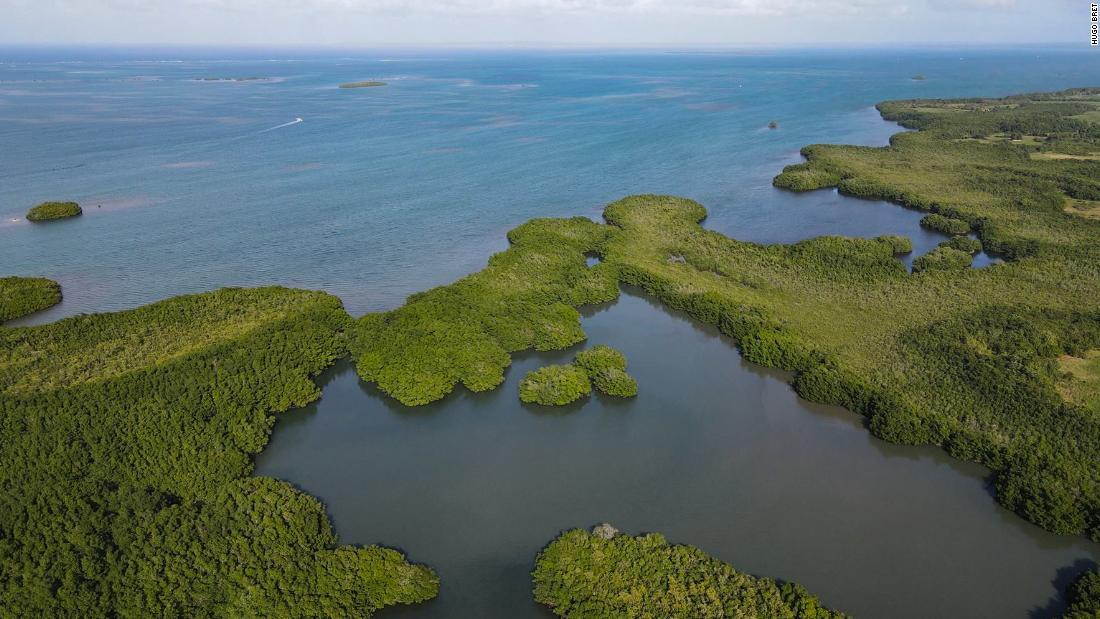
[959, 133, 1047, 146]
[1071, 102, 1100, 125]
[1065, 199, 1100, 220]
[1059, 350, 1100, 414]
[0, 287, 437, 615]
[1031, 152, 1100, 161]
[0, 276, 60, 323]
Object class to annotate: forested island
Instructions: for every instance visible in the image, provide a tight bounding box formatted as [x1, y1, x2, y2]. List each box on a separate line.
[519, 345, 637, 405]
[533, 525, 846, 618]
[26, 201, 81, 221]
[519, 364, 592, 405]
[0, 276, 61, 322]
[3, 87, 1100, 616]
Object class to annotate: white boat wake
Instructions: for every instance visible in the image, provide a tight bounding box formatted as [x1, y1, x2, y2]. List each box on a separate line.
[259, 117, 303, 133]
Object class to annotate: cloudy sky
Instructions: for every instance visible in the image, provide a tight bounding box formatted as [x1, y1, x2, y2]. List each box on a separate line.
[0, 0, 1083, 47]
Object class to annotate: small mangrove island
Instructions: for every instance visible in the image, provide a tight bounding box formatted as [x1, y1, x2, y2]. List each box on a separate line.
[532, 525, 847, 618]
[574, 345, 637, 397]
[519, 364, 592, 405]
[26, 201, 81, 222]
[518, 345, 637, 405]
[339, 81, 387, 89]
[0, 276, 61, 322]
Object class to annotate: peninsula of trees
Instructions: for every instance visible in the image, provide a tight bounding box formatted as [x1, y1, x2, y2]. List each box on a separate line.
[532, 525, 847, 618]
[354, 88, 1100, 545]
[0, 287, 437, 615]
[0, 276, 61, 322]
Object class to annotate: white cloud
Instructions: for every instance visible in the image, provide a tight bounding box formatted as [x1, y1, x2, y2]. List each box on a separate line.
[926, 0, 1016, 7]
[25, 0, 904, 17]
[2, 0, 1075, 45]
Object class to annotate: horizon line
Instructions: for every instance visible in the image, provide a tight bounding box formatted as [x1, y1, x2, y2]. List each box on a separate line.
[0, 41, 1085, 52]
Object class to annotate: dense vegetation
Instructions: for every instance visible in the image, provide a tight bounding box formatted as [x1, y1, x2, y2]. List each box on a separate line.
[352, 89, 1100, 547]
[0, 276, 61, 322]
[876, 234, 913, 255]
[910, 245, 972, 272]
[574, 345, 638, 397]
[756, 88, 1100, 539]
[940, 236, 983, 254]
[0, 287, 437, 615]
[1066, 569, 1100, 618]
[519, 364, 592, 405]
[351, 217, 617, 405]
[26, 201, 81, 221]
[518, 345, 638, 405]
[532, 525, 846, 618]
[920, 213, 970, 236]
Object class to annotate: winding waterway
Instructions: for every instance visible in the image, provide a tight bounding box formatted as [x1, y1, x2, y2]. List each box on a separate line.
[256, 288, 1099, 618]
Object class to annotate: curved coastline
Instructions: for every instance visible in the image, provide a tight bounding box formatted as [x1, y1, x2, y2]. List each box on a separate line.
[0, 276, 61, 322]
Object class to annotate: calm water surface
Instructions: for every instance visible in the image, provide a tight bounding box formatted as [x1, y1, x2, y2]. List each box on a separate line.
[2, 47, 1090, 322]
[5, 47, 1100, 616]
[256, 290, 1099, 618]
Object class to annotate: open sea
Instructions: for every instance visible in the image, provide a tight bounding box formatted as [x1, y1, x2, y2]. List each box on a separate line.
[4, 46, 1100, 617]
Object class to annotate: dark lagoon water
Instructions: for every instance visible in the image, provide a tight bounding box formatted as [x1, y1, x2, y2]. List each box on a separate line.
[256, 289, 1100, 618]
[5, 47, 1100, 616]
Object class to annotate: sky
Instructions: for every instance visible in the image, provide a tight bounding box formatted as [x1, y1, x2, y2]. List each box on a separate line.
[0, 0, 1085, 47]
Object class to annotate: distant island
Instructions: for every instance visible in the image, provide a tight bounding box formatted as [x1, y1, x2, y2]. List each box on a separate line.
[195, 76, 270, 82]
[26, 201, 81, 222]
[911, 74, 927, 80]
[339, 81, 387, 89]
